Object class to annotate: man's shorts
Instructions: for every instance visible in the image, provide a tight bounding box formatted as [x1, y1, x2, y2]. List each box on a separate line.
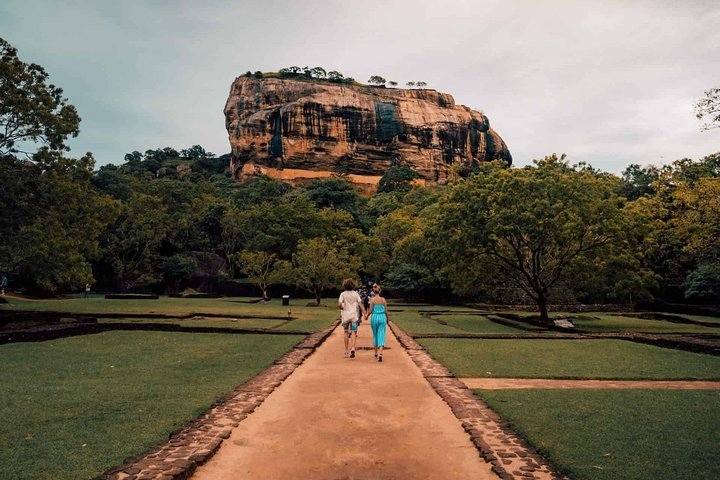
[343, 320, 359, 334]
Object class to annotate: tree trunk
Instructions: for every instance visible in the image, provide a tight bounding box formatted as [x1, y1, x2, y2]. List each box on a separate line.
[314, 286, 322, 305]
[537, 293, 550, 324]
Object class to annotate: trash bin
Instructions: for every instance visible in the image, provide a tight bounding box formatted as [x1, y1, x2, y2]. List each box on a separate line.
[282, 295, 290, 306]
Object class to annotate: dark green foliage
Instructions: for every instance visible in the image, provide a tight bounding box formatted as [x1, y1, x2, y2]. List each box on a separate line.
[620, 163, 660, 200]
[368, 75, 386, 86]
[303, 177, 360, 211]
[158, 255, 196, 293]
[684, 264, 720, 301]
[0, 37, 81, 157]
[377, 166, 420, 193]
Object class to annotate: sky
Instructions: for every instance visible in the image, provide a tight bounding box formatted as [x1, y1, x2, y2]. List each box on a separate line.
[1, 0, 718, 173]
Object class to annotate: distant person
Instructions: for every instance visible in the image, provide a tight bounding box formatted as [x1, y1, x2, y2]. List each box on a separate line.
[338, 278, 366, 359]
[365, 283, 389, 362]
[355, 285, 370, 335]
[84, 283, 91, 298]
[0, 273, 7, 296]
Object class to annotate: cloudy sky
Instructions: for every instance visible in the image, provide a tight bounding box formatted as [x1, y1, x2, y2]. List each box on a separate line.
[2, 0, 718, 172]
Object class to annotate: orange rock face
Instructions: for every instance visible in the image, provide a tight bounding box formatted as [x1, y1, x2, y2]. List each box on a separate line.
[224, 76, 511, 190]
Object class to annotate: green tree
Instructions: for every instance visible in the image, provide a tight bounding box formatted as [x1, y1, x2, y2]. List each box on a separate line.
[233, 250, 279, 300]
[310, 67, 327, 79]
[0, 38, 81, 157]
[416, 81, 427, 89]
[100, 193, 171, 291]
[439, 155, 628, 323]
[327, 70, 344, 82]
[368, 75, 387, 86]
[684, 264, 720, 301]
[289, 238, 359, 305]
[406, 81, 415, 88]
[388, 81, 398, 87]
[12, 152, 119, 294]
[694, 86, 720, 130]
[619, 163, 660, 200]
[158, 255, 196, 294]
[377, 166, 420, 193]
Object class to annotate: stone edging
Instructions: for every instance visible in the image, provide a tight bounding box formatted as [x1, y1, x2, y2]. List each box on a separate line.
[389, 321, 567, 480]
[99, 324, 336, 480]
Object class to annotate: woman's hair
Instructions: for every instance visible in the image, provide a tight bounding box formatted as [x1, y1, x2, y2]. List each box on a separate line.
[343, 278, 356, 290]
[372, 283, 381, 293]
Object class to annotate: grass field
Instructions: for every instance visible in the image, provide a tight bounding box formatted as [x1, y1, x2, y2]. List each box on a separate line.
[98, 317, 290, 330]
[432, 314, 528, 334]
[1, 295, 338, 332]
[670, 313, 720, 324]
[0, 331, 303, 480]
[477, 389, 720, 480]
[391, 311, 459, 334]
[419, 338, 720, 379]
[569, 314, 718, 334]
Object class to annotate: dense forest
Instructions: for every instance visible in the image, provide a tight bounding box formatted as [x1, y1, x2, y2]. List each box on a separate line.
[1, 37, 718, 319]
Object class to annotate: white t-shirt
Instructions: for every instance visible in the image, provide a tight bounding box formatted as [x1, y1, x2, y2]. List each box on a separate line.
[339, 290, 362, 324]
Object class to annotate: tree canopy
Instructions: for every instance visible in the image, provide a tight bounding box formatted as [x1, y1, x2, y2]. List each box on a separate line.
[0, 37, 81, 157]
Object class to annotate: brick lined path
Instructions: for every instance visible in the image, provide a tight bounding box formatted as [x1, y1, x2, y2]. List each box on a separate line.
[461, 378, 720, 390]
[192, 321, 496, 480]
[390, 322, 567, 480]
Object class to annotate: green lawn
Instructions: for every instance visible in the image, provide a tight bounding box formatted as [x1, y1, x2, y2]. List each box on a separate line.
[98, 316, 289, 330]
[419, 338, 720, 379]
[391, 311, 458, 334]
[1, 295, 338, 332]
[2, 294, 327, 316]
[477, 389, 720, 480]
[0, 331, 303, 480]
[670, 313, 720, 324]
[431, 314, 527, 334]
[570, 314, 718, 334]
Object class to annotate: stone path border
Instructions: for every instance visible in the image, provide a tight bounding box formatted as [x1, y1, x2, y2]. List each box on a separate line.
[389, 321, 568, 480]
[100, 324, 335, 480]
[460, 378, 720, 390]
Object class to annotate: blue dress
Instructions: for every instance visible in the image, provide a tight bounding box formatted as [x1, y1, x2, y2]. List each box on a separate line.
[370, 303, 387, 347]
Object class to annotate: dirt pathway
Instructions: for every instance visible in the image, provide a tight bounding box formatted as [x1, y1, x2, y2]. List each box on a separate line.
[192, 321, 496, 480]
[461, 378, 720, 390]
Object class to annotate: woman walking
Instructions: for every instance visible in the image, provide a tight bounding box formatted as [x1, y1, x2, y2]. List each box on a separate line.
[366, 283, 389, 362]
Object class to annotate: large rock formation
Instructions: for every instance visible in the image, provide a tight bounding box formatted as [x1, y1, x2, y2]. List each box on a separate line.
[224, 76, 511, 192]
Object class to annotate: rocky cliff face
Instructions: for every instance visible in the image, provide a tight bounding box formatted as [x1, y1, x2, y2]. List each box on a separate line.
[224, 76, 511, 192]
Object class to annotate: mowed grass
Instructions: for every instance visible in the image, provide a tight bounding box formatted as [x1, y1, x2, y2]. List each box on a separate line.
[670, 313, 720, 324]
[477, 389, 720, 480]
[433, 314, 527, 334]
[1, 295, 338, 332]
[569, 314, 718, 334]
[98, 317, 289, 330]
[419, 338, 720, 379]
[0, 331, 303, 480]
[391, 311, 458, 334]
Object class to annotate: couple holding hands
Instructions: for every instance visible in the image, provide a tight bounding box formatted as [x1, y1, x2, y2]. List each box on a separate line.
[338, 279, 389, 362]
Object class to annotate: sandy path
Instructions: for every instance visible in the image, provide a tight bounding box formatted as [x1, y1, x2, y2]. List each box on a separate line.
[192, 321, 495, 480]
[461, 378, 720, 390]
